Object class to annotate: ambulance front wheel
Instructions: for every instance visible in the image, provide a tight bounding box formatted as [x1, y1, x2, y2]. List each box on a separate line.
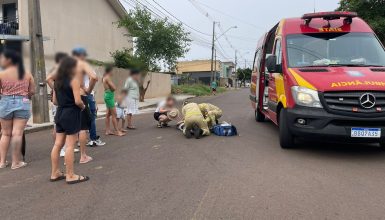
[279, 109, 296, 149]
[255, 108, 265, 122]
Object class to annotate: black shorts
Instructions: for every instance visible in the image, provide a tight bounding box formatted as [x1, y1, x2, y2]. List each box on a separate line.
[212, 88, 217, 92]
[55, 107, 81, 135]
[80, 96, 92, 130]
[154, 112, 167, 121]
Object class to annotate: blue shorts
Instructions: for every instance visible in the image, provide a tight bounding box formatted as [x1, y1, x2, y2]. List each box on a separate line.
[0, 96, 31, 120]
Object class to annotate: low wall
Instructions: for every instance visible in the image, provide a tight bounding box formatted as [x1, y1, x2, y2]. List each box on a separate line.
[93, 67, 171, 104]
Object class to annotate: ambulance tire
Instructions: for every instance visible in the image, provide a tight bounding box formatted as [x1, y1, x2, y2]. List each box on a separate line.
[279, 109, 296, 149]
[255, 108, 265, 122]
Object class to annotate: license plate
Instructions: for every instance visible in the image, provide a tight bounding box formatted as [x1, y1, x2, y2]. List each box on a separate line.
[351, 128, 381, 138]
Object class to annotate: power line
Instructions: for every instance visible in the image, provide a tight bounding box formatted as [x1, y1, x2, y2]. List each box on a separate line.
[121, 0, 233, 61]
[192, 0, 265, 31]
[188, 0, 238, 55]
[122, 0, 214, 50]
[150, 0, 211, 36]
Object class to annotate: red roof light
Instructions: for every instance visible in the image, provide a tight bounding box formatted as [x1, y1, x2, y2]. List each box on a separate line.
[302, 11, 358, 25]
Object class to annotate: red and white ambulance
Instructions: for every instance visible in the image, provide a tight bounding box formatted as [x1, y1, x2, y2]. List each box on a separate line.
[250, 12, 385, 148]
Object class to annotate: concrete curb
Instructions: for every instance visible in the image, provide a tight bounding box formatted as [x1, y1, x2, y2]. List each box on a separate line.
[25, 96, 195, 134]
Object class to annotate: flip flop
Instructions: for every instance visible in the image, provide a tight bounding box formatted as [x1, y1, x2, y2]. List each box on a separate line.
[11, 162, 28, 170]
[50, 173, 66, 182]
[0, 161, 9, 169]
[127, 126, 136, 130]
[79, 156, 93, 164]
[67, 175, 90, 185]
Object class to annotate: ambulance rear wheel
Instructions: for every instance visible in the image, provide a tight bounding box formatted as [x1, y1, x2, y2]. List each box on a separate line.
[255, 108, 265, 122]
[279, 109, 296, 149]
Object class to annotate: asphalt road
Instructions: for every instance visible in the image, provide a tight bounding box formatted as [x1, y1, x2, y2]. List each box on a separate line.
[2, 89, 385, 220]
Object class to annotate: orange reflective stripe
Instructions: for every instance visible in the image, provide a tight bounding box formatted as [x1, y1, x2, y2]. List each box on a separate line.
[288, 68, 316, 90]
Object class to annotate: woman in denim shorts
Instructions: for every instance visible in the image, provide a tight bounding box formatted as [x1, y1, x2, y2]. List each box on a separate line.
[0, 50, 35, 169]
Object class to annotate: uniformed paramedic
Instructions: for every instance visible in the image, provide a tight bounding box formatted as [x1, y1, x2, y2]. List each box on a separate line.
[198, 103, 222, 128]
[182, 102, 210, 139]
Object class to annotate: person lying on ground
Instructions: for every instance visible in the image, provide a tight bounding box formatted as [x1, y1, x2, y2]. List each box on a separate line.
[154, 96, 177, 128]
[102, 66, 125, 137]
[198, 103, 223, 129]
[181, 101, 210, 139]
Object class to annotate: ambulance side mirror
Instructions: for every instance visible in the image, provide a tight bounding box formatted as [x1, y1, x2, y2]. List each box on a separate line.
[266, 55, 277, 73]
[266, 55, 282, 73]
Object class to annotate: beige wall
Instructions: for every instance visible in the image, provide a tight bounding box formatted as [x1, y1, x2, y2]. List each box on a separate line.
[93, 67, 171, 104]
[143, 71, 172, 99]
[176, 60, 221, 75]
[18, 0, 131, 72]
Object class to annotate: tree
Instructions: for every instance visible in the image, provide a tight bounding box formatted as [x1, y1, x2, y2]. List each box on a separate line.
[237, 68, 252, 87]
[337, 0, 385, 44]
[115, 7, 191, 101]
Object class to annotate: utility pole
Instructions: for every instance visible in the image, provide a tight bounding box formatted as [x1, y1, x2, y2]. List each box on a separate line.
[234, 50, 238, 88]
[210, 21, 216, 83]
[29, 0, 49, 123]
[214, 49, 217, 81]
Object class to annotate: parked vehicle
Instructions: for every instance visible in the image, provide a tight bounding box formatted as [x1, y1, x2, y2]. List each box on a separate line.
[250, 12, 385, 148]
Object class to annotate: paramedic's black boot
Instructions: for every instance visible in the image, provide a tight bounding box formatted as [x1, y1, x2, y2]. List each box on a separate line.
[185, 129, 193, 139]
[193, 124, 202, 139]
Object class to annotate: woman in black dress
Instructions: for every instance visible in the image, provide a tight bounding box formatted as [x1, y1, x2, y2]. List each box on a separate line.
[50, 57, 89, 184]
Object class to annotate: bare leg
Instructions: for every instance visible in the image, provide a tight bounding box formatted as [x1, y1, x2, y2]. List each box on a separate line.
[10, 118, 28, 168]
[52, 127, 56, 141]
[79, 130, 92, 164]
[65, 133, 88, 182]
[105, 109, 111, 135]
[51, 132, 65, 179]
[111, 108, 124, 136]
[126, 114, 133, 128]
[121, 119, 127, 132]
[0, 119, 12, 166]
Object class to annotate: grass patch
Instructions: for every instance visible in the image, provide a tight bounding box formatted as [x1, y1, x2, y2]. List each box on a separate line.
[172, 84, 225, 96]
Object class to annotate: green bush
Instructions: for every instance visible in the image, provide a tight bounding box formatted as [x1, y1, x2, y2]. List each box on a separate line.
[172, 84, 225, 96]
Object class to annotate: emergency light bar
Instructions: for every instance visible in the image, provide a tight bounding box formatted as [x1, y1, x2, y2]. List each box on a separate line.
[302, 11, 358, 25]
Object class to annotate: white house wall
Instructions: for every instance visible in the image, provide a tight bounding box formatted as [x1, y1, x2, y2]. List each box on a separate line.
[18, 0, 131, 71]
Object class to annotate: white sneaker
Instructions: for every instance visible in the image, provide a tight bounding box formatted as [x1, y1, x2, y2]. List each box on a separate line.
[61, 148, 79, 157]
[93, 138, 106, 146]
[60, 148, 66, 157]
[87, 140, 94, 146]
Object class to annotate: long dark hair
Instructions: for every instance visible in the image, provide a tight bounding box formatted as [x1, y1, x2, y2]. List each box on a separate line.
[3, 50, 25, 80]
[54, 57, 77, 91]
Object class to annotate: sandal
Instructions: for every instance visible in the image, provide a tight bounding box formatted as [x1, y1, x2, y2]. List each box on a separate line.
[50, 172, 66, 182]
[127, 126, 136, 130]
[67, 175, 90, 185]
[79, 156, 93, 164]
[11, 162, 28, 170]
[0, 161, 9, 169]
[157, 123, 162, 128]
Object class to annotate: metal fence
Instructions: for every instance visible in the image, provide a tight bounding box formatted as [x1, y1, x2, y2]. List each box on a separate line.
[0, 17, 19, 35]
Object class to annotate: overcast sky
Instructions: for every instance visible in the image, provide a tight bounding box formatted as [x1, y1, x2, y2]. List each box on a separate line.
[120, 0, 340, 67]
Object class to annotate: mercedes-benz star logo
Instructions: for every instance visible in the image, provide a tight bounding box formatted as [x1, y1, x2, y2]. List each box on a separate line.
[359, 93, 376, 109]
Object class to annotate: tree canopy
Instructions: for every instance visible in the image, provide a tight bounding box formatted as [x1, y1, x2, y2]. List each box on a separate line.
[237, 68, 252, 86]
[337, 0, 385, 44]
[116, 7, 191, 71]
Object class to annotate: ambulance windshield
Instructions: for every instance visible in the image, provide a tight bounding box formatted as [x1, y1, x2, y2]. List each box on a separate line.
[286, 33, 385, 68]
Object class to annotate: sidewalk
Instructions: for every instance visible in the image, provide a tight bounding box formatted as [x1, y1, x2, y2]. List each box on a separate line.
[25, 94, 194, 133]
